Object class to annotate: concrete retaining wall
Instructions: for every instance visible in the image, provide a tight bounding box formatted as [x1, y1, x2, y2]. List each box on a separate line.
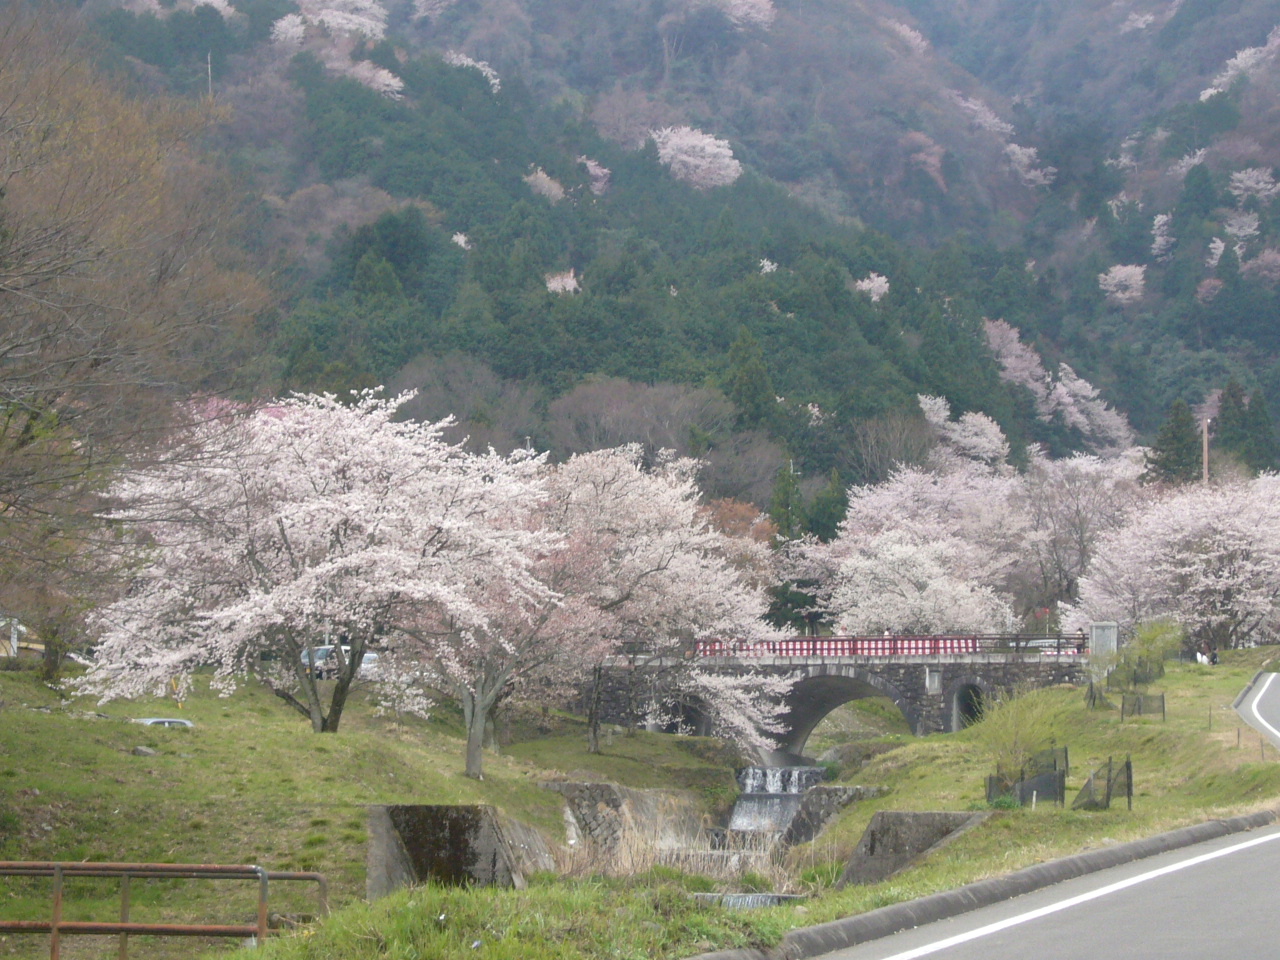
[837, 810, 989, 886]
[366, 804, 555, 899]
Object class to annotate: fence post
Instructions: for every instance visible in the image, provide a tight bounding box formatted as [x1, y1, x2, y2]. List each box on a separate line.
[1126, 755, 1133, 811]
[51, 864, 62, 960]
[119, 873, 131, 960]
[255, 866, 269, 946]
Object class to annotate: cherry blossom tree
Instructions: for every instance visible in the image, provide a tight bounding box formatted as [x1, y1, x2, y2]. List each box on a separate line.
[1225, 211, 1260, 256]
[578, 156, 611, 196]
[796, 397, 1027, 629]
[444, 51, 502, 92]
[1011, 450, 1145, 610]
[854, 273, 890, 301]
[1243, 249, 1280, 284]
[884, 19, 929, 55]
[296, 0, 388, 39]
[413, 0, 456, 22]
[650, 126, 743, 189]
[80, 392, 552, 741]
[1005, 144, 1056, 187]
[1151, 214, 1175, 261]
[525, 162, 570, 201]
[1098, 264, 1146, 303]
[270, 13, 306, 47]
[712, 0, 776, 29]
[1200, 26, 1280, 101]
[1228, 169, 1280, 204]
[824, 528, 1015, 635]
[918, 394, 1010, 467]
[666, 0, 776, 31]
[545, 269, 580, 293]
[1066, 477, 1280, 654]
[268, 1, 404, 95]
[530, 447, 790, 758]
[946, 91, 1014, 138]
[1119, 13, 1154, 33]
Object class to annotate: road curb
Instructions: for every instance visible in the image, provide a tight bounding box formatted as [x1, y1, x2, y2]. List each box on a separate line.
[1232, 670, 1265, 710]
[686, 808, 1279, 960]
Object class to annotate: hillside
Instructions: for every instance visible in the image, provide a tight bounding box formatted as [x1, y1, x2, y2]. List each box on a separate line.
[70, 0, 1280, 467]
[2, 649, 1279, 959]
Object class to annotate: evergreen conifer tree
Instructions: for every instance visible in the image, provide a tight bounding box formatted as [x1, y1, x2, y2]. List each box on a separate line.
[803, 469, 848, 542]
[1243, 393, 1280, 473]
[1214, 379, 1249, 459]
[1143, 399, 1200, 484]
[768, 461, 803, 539]
[1177, 164, 1217, 225]
[725, 330, 776, 428]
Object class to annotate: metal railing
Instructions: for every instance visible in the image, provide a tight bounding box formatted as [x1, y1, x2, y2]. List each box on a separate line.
[0, 861, 328, 959]
[693, 634, 1088, 658]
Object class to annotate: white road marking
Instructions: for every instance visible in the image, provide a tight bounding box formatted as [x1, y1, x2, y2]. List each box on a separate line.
[867, 829, 1280, 960]
[1249, 672, 1280, 743]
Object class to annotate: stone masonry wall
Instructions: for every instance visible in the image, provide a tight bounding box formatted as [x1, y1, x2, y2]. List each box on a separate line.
[542, 782, 702, 853]
[780, 785, 888, 847]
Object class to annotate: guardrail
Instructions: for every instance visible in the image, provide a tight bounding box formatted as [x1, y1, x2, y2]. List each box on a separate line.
[694, 634, 1087, 658]
[0, 861, 327, 959]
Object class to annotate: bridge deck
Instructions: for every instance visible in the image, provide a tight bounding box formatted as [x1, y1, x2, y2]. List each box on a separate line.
[694, 635, 1086, 659]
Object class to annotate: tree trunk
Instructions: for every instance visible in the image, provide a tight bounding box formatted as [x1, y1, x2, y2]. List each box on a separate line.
[484, 716, 498, 753]
[303, 675, 326, 732]
[464, 698, 486, 779]
[322, 670, 353, 733]
[39, 630, 66, 684]
[586, 664, 603, 754]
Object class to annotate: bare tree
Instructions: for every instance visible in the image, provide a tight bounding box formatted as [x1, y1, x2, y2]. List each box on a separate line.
[389, 352, 544, 453]
[545, 378, 785, 505]
[844, 409, 936, 484]
[546, 378, 736, 457]
[0, 7, 266, 624]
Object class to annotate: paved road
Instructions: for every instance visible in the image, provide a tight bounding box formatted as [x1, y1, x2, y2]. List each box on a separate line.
[1236, 670, 1280, 750]
[817, 824, 1280, 960]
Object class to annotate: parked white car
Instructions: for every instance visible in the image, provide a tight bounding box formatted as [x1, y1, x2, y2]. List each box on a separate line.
[300, 645, 380, 680]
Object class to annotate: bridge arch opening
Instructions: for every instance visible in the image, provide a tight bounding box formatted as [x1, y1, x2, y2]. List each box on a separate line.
[776, 672, 918, 761]
[952, 683, 984, 730]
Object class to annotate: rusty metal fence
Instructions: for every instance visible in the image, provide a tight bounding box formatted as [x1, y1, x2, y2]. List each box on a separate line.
[0, 861, 327, 959]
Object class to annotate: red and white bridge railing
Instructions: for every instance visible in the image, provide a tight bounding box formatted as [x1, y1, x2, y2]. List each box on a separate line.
[694, 635, 1085, 658]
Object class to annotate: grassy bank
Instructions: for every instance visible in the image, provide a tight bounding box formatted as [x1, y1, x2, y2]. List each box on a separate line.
[0, 667, 736, 958]
[1, 648, 1278, 959]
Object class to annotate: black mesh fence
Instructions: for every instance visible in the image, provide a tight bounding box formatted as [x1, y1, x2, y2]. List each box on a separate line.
[1085, 682, 1114, 710]
[985, 747, 1068, 806]
[1029, 746, 1069, 778]
[1072, 756, 1133, 811]
[1121, 692, 1166, 721]
[1107, 657, 1165, 690]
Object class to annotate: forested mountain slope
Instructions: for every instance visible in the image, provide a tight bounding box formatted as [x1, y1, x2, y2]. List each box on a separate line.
[79, 0, 1280, 504]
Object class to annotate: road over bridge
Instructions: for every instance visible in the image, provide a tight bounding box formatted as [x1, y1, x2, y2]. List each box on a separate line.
[599, 636, 1090, 761]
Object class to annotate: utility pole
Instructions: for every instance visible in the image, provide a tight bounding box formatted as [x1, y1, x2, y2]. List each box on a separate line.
[1202, 417, 1211, 483]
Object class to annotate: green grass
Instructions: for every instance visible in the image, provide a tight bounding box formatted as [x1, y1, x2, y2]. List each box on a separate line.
[2, 649, 1279, 960]
[0, 667, 737, 958]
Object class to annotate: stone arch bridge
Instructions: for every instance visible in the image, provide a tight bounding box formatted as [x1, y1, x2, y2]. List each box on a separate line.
[597, 636, 1089, 762]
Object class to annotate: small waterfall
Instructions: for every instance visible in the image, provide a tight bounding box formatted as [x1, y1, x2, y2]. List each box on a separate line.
[692, 892, 806, 909]
[725, 766, 824, 835]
